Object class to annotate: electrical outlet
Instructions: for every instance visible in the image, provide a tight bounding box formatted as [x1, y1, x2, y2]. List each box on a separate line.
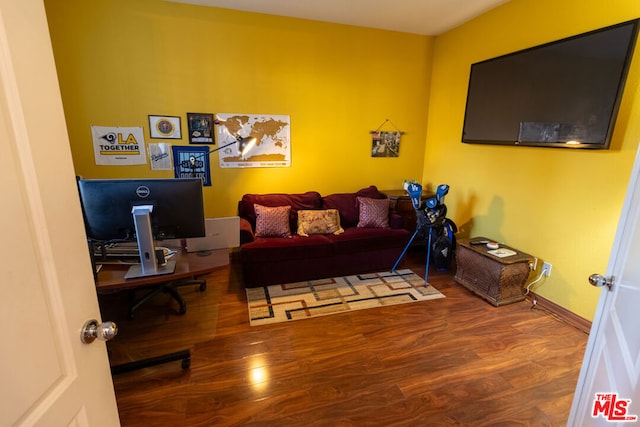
[542, 262, 552, 277]
[530, 257, 538, 271]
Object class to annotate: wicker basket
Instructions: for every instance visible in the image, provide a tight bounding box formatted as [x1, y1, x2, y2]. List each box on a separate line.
[454, 238, 533, 306]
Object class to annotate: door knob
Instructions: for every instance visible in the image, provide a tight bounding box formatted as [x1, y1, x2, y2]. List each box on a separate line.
[588, 274, 614, 290]
[81, 319, 118, 344]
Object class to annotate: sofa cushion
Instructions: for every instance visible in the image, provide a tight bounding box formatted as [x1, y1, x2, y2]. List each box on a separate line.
[357, 197, 390, 228]
[297, 209, 344, 237]
[322, 185, 386, 227]
[254, 204, 292, 237]
[238, 191, 322, 231]
[241, 234, 333, 263]
[327, 227, 410, 255]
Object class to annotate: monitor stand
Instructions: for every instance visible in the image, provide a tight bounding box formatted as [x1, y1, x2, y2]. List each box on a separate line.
[124, 205, 176, 279]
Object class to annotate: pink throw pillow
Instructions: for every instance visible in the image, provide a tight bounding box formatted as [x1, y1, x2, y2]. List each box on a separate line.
[356, 197, 390, 228]
[254, 204, 292, 237]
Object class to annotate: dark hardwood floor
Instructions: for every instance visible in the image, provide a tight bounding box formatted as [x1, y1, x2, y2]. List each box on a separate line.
[100, 249, 588, 426]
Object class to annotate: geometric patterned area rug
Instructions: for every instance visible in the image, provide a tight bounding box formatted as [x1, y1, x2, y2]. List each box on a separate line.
[246, 269, 445, 326]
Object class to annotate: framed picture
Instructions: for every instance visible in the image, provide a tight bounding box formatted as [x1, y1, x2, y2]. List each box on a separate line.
[148, 142, 173, 170]
[171, 145, 211, 186]
[187, 112, 215, 144]
[148, 115, 181, 139]
[370, 131, 401, 157]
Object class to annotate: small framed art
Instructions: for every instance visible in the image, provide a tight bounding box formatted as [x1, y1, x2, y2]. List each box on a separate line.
[148, 115, 181, 139]
[187, 112, 215, 144]
[370, 131, 401, 157]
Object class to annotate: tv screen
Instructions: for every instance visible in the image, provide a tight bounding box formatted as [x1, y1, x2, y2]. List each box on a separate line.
[77, 178, 205, 242]
[462, 19, 639, 149]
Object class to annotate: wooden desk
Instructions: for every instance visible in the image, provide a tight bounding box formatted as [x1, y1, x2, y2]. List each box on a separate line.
[95, 249, 229, 374]
[96, 249, 228, 292]
[96, 249, 229, 318]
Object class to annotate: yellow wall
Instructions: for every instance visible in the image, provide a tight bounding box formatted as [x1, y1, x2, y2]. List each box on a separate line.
[44, 0, 432, 216]
[425, 0, 640, 319]
[45, 0, 640, 320]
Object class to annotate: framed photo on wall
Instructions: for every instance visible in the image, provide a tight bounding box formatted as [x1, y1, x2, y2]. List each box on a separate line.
[370, 131, 401, 157]
[187, 112, 215, 144]
[148, 115, 181, 139]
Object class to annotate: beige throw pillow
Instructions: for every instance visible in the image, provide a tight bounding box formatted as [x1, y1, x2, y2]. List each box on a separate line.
[297, 209, 344, 237]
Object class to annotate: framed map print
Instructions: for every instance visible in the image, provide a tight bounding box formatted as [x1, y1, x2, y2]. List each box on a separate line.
[215, 113, 291, 168]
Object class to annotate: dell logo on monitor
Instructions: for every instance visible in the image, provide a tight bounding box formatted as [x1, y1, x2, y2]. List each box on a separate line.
[135, 185, 151, 198]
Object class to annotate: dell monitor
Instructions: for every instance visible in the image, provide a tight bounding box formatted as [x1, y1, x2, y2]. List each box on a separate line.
[77, 178, 206, 278]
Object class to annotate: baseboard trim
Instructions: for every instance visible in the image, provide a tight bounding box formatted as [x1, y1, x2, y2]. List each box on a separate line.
[528, 292, 592, 335]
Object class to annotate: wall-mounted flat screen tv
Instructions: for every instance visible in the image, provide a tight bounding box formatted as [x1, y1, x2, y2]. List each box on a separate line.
[462, 19, 639, 149]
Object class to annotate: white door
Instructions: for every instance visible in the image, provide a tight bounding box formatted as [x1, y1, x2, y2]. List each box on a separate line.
[568, 143, 640, 425]
[0, 0, 120, 425]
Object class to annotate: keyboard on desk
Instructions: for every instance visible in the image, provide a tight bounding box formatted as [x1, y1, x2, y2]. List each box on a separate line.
[93, 244, 176, 263]
[93, 245, 141, 263]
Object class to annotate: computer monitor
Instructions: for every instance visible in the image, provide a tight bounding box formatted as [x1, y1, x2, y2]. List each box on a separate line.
[77, 178, 206, 278]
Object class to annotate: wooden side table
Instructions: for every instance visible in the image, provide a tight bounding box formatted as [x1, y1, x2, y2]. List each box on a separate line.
[382, 189, 435, 232]
[454, 237, 534, 306]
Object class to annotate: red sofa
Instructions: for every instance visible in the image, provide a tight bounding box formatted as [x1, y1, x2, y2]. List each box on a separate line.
[238, 186, 411, 287]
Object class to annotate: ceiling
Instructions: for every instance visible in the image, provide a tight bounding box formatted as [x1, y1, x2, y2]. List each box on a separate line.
[167, 0, 510, 36]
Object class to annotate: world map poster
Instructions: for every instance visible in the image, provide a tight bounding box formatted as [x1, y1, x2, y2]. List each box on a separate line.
[215, 113, 291, 168]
